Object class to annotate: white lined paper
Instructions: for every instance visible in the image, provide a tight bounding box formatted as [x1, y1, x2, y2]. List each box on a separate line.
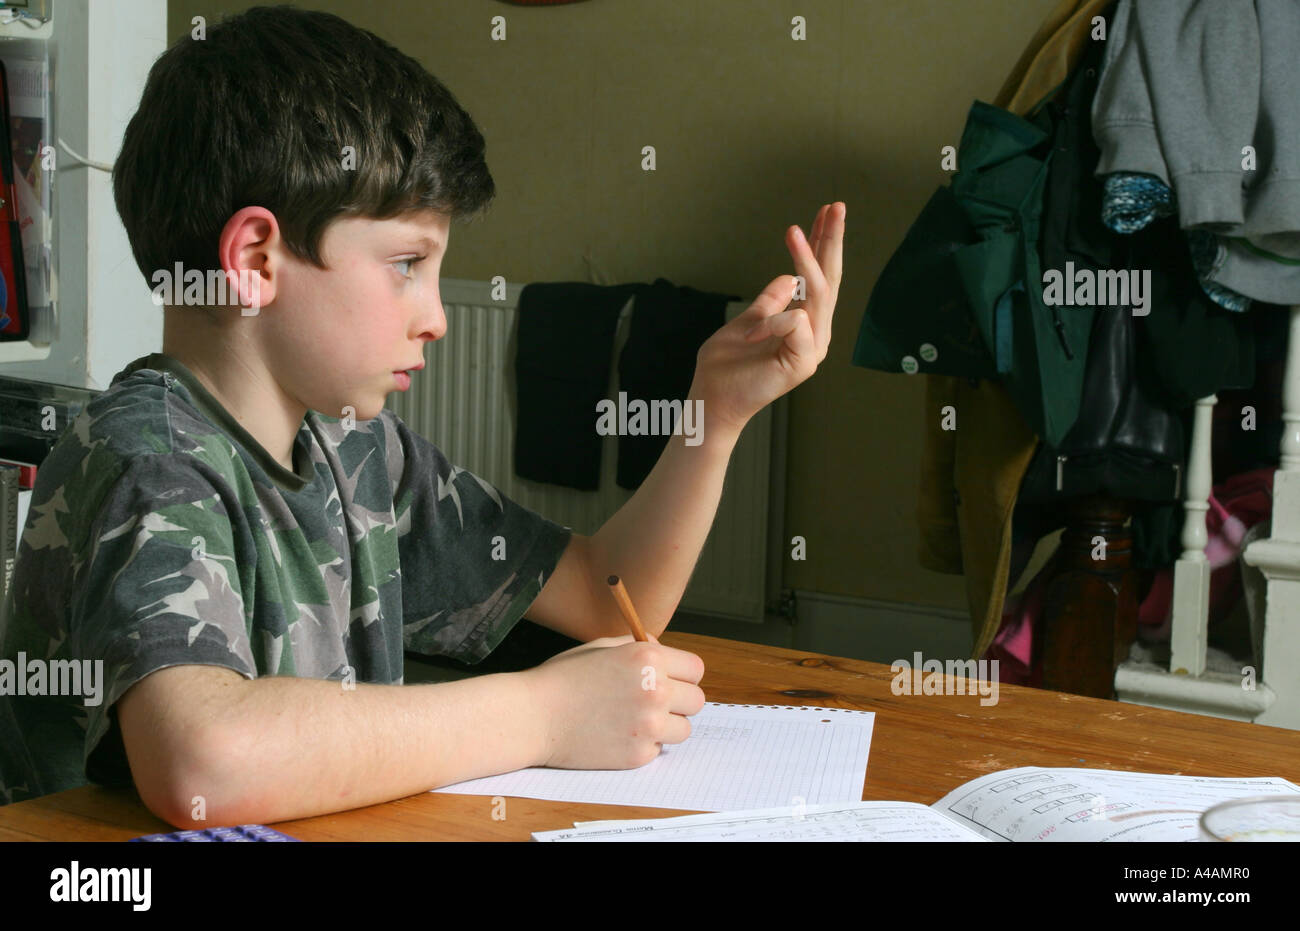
[433, 702, 875, 812]
[535, 802, 986, 842]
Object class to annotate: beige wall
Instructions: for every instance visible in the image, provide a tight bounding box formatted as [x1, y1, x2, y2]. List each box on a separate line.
[166, 0, 1060, 614]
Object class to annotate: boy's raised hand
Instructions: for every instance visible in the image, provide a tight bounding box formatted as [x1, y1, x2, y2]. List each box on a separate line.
[692, 202, 845, 438]
[523, 635, 707, 770]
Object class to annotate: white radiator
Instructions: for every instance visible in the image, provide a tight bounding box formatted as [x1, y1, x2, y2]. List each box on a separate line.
[385, 277, 787, 623]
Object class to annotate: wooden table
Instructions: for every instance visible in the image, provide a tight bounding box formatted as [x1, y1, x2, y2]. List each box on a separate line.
[2, 632, 1298, 841]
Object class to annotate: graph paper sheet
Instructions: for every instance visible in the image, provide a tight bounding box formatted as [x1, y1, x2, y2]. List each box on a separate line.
[433, 702, 875, 812]
[534, 802, 986, 842]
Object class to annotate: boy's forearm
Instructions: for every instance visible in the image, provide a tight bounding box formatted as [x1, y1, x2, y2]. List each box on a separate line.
[585, 395, 743, 638]
[164, 671, 547, 827]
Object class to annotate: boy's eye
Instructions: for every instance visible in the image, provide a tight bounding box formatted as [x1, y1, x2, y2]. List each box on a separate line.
[393, 256, 426, 279]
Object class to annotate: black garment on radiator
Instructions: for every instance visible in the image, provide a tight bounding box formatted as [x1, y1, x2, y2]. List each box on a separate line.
[513, 282, 638, 490]
[616, 278, 734, 489]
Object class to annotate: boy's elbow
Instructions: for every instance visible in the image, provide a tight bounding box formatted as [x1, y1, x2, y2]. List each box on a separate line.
[132, 719, 249, 829]
[136, 776, 201, 830]
[118, 665, 261, 828]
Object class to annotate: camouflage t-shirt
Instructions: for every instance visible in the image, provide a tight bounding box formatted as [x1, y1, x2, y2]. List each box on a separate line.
[0, 352, 572, 805]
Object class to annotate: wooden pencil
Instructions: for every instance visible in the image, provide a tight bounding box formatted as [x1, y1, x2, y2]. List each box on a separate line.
[606, 575, 649, 641]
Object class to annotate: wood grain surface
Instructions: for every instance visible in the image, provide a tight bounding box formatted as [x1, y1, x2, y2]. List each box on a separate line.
[1, 632, 1296, 841]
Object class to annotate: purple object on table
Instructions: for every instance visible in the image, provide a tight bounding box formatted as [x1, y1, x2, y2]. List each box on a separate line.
[132, 824, 300, 842]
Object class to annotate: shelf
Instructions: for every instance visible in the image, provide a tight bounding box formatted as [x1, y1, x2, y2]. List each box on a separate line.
[0, 339, 51, 363]
[0, 12, 52, 40]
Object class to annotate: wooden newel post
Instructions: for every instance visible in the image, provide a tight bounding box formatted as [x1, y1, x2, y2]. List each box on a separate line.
[1039, 495, 1139, 698]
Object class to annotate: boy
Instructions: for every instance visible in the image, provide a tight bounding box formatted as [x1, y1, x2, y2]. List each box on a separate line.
[0, 5, 843, 827]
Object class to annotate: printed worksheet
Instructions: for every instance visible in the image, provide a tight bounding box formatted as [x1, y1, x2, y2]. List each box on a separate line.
[535, 802, 989, 842]
[435, 702, 875, 812]
[931, 768, 1300, 842]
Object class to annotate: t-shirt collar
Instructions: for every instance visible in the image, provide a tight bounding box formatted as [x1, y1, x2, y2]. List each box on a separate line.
[123, 352, 314, 492]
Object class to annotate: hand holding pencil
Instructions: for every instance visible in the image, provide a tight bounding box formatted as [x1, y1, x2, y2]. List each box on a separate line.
[522, 574, 706, 770]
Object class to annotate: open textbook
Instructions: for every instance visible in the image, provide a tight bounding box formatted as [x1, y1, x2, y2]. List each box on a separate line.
[532, 767, 1300, 841]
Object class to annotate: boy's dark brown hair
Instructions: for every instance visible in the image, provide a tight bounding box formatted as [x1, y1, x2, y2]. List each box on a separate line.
[113, 4, 495, 283]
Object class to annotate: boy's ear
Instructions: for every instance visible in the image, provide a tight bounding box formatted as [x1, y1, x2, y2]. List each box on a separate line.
[219, 206, 281, 311]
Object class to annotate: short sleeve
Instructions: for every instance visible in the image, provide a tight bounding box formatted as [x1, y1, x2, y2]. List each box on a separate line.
[381, 411, 573, 664]
[70, 454, 257, 761]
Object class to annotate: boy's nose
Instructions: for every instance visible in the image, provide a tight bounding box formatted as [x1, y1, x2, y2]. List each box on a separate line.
[418, 300, 448, 342]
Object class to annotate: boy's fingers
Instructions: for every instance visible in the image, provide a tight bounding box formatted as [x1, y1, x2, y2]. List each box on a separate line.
[769, 308, 802, 337]
[822, 202, 845, 290]
[805, 203, 844, 357]
[784, 309, 818, 361]
[751, 307, 815, 359]
[668, 680, 707, 717]
[766, 274, 801, 315]
[788, 223, 826, 303]
[658, 711, 693, 746]
[742, 275, 800, 338]
[739, 205, 845, 340]
[747, 305, 808, 344]
[788, 220, 834, 351]
[810, 204, 829, 262]
[655, 645, 706, 685]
